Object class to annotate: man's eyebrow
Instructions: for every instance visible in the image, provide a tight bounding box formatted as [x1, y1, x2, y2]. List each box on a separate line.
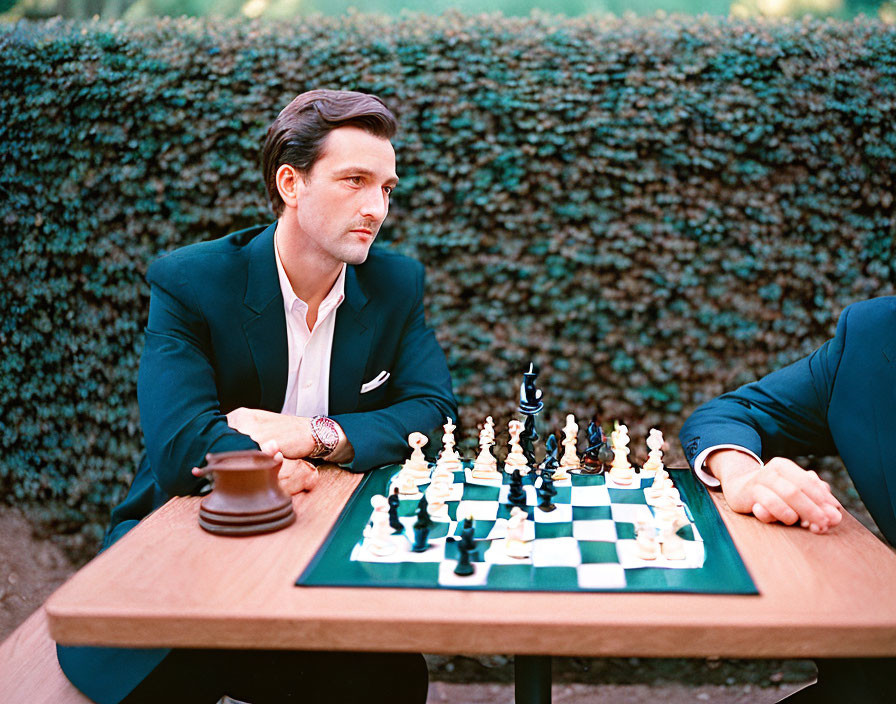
[334, 166, 399, 185]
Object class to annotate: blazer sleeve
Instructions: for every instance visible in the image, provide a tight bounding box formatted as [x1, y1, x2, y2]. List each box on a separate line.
[330, 264, 457, 472]
[138, 256, 258, 496]
[679, 306, 850, 468]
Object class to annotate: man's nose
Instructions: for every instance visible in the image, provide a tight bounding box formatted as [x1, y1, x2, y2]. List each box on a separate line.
[360, 187, 388, 222]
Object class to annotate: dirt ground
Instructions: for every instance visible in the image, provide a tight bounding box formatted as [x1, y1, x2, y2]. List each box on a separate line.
[0, 506, 76, 641]
[1, 504, 817, 703]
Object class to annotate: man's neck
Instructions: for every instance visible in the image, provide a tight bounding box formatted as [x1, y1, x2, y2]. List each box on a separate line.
[275, 217, 343, 329]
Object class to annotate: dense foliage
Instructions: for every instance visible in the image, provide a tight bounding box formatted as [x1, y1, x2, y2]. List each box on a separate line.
[2, 14, 894, 547]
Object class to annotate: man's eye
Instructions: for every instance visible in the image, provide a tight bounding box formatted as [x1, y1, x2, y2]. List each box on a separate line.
[383, 186, 394, 196]
[347, 176, 363, 185]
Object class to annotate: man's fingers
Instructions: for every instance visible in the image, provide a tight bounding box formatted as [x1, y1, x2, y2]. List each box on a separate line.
[764, 474, 830, 529]
[751, 502, 776, 524]
[259, 440, 280, 457]
[750, 485, 800, 525]
[304, 465, 321, 491]
[824, 504, 843, 526]
[278, 459, 319, 494]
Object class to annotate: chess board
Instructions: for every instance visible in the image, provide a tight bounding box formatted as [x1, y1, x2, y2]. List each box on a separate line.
[298, 463, 757, 594]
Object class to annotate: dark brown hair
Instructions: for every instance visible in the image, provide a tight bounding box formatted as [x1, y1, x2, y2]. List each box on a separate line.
[262, 89, 398, 216]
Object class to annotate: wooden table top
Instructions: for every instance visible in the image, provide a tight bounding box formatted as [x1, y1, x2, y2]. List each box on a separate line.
[46, 466, 896, 658]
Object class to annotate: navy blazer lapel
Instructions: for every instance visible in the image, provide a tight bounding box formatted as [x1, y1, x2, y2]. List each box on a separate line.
[242, 223, 289, 412]
[329, 265, 373, 414]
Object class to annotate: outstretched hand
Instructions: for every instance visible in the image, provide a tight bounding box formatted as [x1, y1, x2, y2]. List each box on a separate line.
[706, 450, 843, 533]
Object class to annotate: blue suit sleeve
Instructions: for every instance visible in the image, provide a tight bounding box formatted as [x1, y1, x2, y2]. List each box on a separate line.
[138, 256, 258, 496]
[331, 265, 457, 472]
[680, 307, 850, 467]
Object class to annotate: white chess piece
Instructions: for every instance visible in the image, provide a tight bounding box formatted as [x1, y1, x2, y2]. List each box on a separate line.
[435, 417, 463, 478]
[396, 470, 420, 496]
[557, 414, 579, 476]
[608, 423, 634, 485]
[644, 465, 670, 504]
[659, 522, 687, 560]
[402, 431, 431, 482]
[505, 506, 531, 559]
[504, 419, 530, 475]
[425, 479, 451, 521]
[636, 517, 659, 560]
[641, 428, 665, 476]
[472, 416, 501, 480]
[364, 495, 396, 556]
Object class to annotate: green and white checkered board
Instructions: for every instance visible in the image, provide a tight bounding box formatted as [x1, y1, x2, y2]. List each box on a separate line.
[298, 464, 757, 594]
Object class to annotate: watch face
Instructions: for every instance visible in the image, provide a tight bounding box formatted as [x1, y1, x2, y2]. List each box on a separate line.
[315, 417, 339, 449]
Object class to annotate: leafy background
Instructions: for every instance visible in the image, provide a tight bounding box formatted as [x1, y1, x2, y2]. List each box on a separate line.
[1, 14, 895, 554]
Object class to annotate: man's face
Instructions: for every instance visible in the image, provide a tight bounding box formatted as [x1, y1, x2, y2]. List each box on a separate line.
[293, 126, 398, 267]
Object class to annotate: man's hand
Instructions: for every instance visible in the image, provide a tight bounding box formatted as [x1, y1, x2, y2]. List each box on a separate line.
[706, 450, 843, 534]
[278, 458, 320, 495]
[192, 438, 286, 477]
[226, 407, 316, 459]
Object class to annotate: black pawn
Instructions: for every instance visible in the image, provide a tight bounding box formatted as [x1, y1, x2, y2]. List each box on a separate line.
[597, 442, 614, 474]
[454, 517, 476, 576]
[388, 487, 403, 533]
[538, 472, 557, 512]
[508, 468, 527, 509]
[411, 496, 433, 552]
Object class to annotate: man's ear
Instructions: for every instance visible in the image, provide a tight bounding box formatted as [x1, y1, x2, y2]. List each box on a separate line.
[276, 164, 304, 209]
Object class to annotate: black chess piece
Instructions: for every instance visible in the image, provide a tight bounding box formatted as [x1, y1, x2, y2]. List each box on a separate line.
[581, 421, 605, 474]
[388, 487, 403, 533]
[539, 434, 559, 473]
[453, 517, 476, 576]
[597, 440, 614, 473]
[537, 471, 557, 512]
[411, 496, 433, 552]
[520, 414, 539, 468]
[518, 362, 544, 415]
[508, 468, 527, 508]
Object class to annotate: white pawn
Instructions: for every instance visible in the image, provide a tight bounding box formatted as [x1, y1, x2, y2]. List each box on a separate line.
[396, 470, 420, 496]
[505, 506, 531, 559]
[556, 414, 579, 479]
[644, 465, 669, 504]
[636, 517, 659, 560]
[660, 522, 687, 561]
[426, 479, 451, 521]
[364, 495, 395, 556]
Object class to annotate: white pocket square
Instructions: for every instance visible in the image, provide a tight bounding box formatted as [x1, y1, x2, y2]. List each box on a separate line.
[360, 371, 390, 394]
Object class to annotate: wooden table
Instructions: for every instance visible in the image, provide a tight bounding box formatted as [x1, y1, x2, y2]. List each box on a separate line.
[46, 466, 896, 702]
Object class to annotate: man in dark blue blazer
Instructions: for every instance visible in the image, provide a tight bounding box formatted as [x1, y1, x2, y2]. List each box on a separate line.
[58, 90, 455, 704]
[680, 296, 895, 703]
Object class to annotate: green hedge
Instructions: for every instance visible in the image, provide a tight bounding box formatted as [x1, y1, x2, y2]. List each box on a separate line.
[2, 14, 894, 551]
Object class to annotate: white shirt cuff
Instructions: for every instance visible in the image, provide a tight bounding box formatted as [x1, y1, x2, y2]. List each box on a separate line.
[693, 445, 763, 487]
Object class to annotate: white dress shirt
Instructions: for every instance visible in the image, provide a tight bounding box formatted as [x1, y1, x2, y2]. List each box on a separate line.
[274, 237, 346, 418]
[693, 445, 763, 486]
